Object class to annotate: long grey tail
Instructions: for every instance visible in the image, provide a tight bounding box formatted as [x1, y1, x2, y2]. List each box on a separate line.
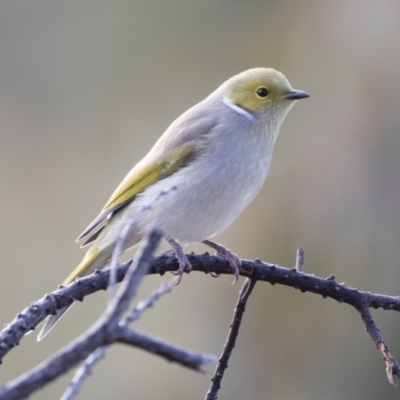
[37, 305, 73, 341]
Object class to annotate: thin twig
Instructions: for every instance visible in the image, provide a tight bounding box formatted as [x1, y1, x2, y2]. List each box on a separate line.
[205, 278, 257, 400]
[123, 277, 178, 326]
[108, 186, 177, 301]
[61, 346, 107, 400]
[354, 299, 400, 385]
[295, 246, 305, 272]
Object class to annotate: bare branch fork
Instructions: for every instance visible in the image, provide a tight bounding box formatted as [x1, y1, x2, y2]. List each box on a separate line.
[1, 247, 400, 398]
[0, 229, 214, 400]
[62, 191, 183, 400]
[62, 278, 178, 400]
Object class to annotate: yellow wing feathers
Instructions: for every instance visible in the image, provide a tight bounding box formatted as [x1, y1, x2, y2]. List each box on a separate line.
[102, 163, 164, 212]
[77, 143, 197, 244]
[103, 144, 196, 212]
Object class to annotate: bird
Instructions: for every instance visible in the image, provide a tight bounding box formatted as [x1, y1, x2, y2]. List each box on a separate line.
[37, 67, 309, 340]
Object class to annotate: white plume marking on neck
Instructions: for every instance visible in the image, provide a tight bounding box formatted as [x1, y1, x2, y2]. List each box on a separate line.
[223, 96, 254, 121]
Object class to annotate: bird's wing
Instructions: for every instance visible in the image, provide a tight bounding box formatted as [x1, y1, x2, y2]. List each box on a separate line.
[77, 105, 218, 245]
[76, 142, 196, 244]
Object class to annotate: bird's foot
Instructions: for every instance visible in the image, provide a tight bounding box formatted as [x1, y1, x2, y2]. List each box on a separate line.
[202, 240, 241, 283]
[168, 239, 192, 284]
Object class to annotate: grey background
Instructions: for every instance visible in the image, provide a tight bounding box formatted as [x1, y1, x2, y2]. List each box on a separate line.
[1, 1, 400, 399]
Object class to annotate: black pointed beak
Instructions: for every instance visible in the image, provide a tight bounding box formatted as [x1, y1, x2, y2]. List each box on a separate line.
[285, 89, 310, 100]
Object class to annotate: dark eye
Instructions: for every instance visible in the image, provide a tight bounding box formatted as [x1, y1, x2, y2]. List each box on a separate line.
[256, 87, 269, 98]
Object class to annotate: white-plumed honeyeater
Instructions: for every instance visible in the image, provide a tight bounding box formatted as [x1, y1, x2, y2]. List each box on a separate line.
[37, 68, 309, 340]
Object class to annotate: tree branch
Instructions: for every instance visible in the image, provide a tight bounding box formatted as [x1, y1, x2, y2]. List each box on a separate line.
[205, 278, 257, 400]
[1, 253, 400, 386]
[61, 276, 181, 400]
[0, 230, 214, 400]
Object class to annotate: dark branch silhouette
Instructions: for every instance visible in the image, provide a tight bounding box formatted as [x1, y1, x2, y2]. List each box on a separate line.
[206, 278, 257, 400]
[0, 230, 214, 400]
[1, 247, 400, 399]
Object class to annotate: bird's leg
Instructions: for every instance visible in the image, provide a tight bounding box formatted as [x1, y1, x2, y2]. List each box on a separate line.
[202, 239, 241, 283]
[167, 238, 192, 284]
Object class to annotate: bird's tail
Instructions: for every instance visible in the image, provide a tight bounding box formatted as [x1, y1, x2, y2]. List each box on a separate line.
[37, 248, 103, 341]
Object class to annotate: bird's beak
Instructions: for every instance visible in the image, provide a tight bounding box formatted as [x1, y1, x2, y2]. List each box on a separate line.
[285, 89, 310, 100]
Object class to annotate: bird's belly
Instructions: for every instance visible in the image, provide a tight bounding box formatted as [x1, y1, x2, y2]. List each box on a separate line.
[126, 148, 270, 244]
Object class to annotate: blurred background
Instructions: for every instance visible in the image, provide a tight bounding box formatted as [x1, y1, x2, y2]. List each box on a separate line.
[1, 1, 400, 399]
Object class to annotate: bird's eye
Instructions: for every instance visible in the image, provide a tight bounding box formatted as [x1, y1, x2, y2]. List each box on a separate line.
[256, 87, 269, 98]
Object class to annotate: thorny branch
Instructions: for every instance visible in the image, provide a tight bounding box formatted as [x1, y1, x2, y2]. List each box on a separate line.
[0, 230, 214, 400]
[0, 250, 400, 398]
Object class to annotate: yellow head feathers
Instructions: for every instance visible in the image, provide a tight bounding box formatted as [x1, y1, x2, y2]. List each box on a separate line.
[224, 68, 309, 114]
